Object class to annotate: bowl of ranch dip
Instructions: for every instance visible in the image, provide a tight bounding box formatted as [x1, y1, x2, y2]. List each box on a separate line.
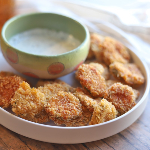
[0, 12, 90, 79]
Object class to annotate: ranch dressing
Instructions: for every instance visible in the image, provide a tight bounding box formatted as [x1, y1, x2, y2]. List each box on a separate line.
[9, 28, 81, 55]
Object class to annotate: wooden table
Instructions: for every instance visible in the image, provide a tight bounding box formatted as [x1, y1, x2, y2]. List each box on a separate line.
[0, 1, 150, 149]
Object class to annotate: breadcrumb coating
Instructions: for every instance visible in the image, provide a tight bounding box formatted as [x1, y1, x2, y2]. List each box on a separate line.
[38, 81, 75, 101]
[0, 76, 23, 108]
[106, 80, 140, 100]
[37, 79, 75, 93]
[89, 35, 130, 65]
[104, 82, 136, 115]
[74, 87, 99, 112]
[89, 62, 110, 80]
[109, 62, 145, 86]
[36, 79, 54, 87]
[65, 105, 92, 127]
[87, 33, 104, 60]
[45, 91, 82, 125]
[11, 81, 49, 123]
[106, 80, 119, 88]
[0, 71, 30, 85]
[76, 64, 106, 98]
[89, 99, 117, 125]
[133, 89, 140, 100]
[55, 80, 76, 93]
[89, 63, 104, 75]
[0, 71, 16, 77]
[102, 44, 128, 65]
[103, 37, 130, 62]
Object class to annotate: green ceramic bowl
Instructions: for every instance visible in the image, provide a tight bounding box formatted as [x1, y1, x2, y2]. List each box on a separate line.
[0, 12, 90, 79]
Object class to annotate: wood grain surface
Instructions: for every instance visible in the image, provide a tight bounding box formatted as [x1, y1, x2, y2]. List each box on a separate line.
[0, 1, 150, 149]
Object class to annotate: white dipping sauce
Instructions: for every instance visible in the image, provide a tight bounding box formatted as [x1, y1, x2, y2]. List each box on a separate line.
[9, 28, 81, 55]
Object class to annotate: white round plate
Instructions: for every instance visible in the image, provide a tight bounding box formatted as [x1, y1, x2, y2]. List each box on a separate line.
[0, 22, 149, 144]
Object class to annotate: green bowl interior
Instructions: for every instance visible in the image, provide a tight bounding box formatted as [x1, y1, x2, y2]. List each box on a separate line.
[3, 13, 86, 45]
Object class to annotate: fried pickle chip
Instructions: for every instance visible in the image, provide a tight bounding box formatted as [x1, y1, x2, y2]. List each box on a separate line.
[104, 82, 136, 116]
[45, 91, 82, 125]
[74, 87, 100, 112]
[0, 76, 23, 108]
[103, 37, 130, 62]
[38, 82, 69, 101]
[106, 80, 140, 100]
[109, 62, 145, 86]
[89, 62, 110, 80]
[11, 81, 49, 123]
[133, 89, 140, 100]
[0, 71, 30, 85]
[102, 44, 128, 65]
[65, 105, 92, 127]
[55, 80, 76, 93]
[106, 80, 119, 88]
[89, 63, 104, 75]
[76, 64, 106, 98]
[87, 33, 104, 60]
[90, 36, 130, 65]
[38, 81, 75, 100]
[37, 79, 75, 93]
[36, 79, 64, 87]
[89, 99, 117, 125]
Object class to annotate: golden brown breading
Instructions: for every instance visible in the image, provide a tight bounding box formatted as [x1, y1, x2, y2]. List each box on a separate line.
[74, 88, 101, 112]
[55, 80, 76, 93]
[38, 81, 75, 100]
[109, 62, 145, 86]
[36, 79, 54, 87]
[103, 37, 130, 62]
[0, 71, 15, 77]
[106, 80, 119, 88]
[38, 82, 70, 93]
[38, 85, 54, 100]
[89, 63, 104, 75]
[36, 79, 75, 93]
[90, 36, 130, 65]
[0, 71, 30, 85]
[87, 33, 104, 60]
[89, 99, 117, 125]
[104, 82, 136, 116]
[133, 89, 140, 100]
[44, 91, 82, 125]
[106, 80, 140, 100]
[76, 64, 106, 98]
[0, 76, 23, 108]
[36, 79, 66, 87]
[89, 62, 110, 80]
[102, 44, 128, 65]
[74, 87, 99, 112]
[11, 81, 49, 123]
[65, 105, 92, 127]
[99, 63, 110, 80]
